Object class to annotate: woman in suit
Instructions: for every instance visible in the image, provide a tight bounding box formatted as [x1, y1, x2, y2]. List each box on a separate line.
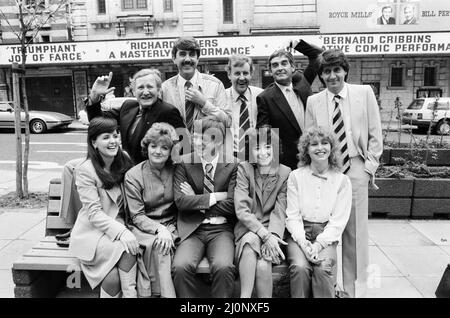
[124, 123, 179, 298]
[69, 117, 137, 298]
[286, 126, 352, 298]
[234, 126, 291, 298]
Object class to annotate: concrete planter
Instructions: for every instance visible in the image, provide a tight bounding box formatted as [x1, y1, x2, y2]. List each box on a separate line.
[369, 178, 450, 218]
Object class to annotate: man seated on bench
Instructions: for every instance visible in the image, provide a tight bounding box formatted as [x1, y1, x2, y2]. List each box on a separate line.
[172, 117, 239, 298]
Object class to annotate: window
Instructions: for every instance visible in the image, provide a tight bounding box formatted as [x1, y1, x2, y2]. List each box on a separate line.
[424, 66, 437, 86]
[390, 66, 403, 87]
[223, 0, 233, 23]
[163, 0, 173, 12]
[122, 0, 147, 10]
[25, 36, 34, 44]
[98, 0, 106, 14]
[41, 35, 50, 42]
[427, 101, 450, 111]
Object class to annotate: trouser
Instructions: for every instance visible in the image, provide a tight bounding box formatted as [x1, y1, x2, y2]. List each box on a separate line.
[172, 223, 236, 298]
[342, 156, 370, 298]
[288, 221, 338, 298]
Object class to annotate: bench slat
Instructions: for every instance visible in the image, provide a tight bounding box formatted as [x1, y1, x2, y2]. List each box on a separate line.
[46, 216, 72, 229]
[49, 183, 62, 198]
[196, 257, 210, 273]
[34, 242, 68, 250]
[24, 249, 73, 259]
[13, 256, 79, 271]
[47, 200, 61, 215]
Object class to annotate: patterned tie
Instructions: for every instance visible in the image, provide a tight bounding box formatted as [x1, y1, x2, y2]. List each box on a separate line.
[332, 95, 351, 174]
[185, 81, 195, 132]
[203, 163, 214, 194]
[238, 94, 250, 154]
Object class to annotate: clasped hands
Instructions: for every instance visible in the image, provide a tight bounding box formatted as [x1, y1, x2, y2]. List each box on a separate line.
[261, 234, 287, 265]
[154, 225, 175, 256]
[300, 240, 324, 265]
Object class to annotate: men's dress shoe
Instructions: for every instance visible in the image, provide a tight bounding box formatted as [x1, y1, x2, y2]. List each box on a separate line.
[55, 230, 71, 240]
[56, 237, 70, 248]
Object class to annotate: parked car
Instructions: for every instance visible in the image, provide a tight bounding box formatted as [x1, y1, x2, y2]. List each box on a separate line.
[401, 97, 450, 135]
[0, 101, 73, 134]
[78, 97, 137, 125]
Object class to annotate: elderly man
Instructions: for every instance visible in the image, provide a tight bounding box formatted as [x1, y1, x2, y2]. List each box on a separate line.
[225, 54, 263, 158]
[403, 5, 417, 24]
[85, 69, 185, 164]
[257, 39, 322, 170]
[161, 36, 231, 133]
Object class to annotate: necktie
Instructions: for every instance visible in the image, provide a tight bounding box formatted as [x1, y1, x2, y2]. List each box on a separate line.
[203, 163, 214, 194]
[185, 81, 195, 132]
[238, 94, 250, 154]
[332, 95, 350, 174]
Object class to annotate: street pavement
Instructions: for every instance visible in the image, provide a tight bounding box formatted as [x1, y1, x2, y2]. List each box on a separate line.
[1, 120, 449, 298]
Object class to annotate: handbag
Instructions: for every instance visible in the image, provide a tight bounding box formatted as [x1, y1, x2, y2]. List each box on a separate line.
[435, 264, 450, 298]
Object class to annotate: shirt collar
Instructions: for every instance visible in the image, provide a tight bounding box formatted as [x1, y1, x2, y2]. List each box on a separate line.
[231, 86, 252, 102]
[327, 82, 348, 104]
[201, 154, 219, 172]
[275, 82, 293, 93]
[178, 70, 200, 89]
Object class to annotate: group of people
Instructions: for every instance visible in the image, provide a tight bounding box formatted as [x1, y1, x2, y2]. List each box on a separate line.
[65, 35, 383, 298]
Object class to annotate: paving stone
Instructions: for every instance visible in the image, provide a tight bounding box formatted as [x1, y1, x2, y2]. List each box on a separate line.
[369, 220, 434, 247]
[0, 240, 11, 251]
[409, 220, 450, 246]
[379, 246, 449, 277]
[0, 240, 36, 270]
[366, 277, 423, 298]
[368, 246, 402, 277]
[19, 220, 45, 241]
[0, 212, 45, 240]
[0, 270, 14, 298]
[407, 276, 441, 298]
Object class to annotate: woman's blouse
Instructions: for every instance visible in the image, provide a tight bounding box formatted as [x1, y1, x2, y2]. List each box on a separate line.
[285, 165, 352, 247]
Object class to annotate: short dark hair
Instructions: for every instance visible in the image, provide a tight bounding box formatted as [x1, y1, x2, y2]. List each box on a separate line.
[245, 125, 282, 166]
[382, 5, 392, 12]
[171, 37, 201, 60]
[267, 49, 295, 71]
[317, 49, 350, 83]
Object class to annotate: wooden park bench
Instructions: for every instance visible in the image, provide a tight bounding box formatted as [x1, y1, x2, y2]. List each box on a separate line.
[12, 178, 290, 298]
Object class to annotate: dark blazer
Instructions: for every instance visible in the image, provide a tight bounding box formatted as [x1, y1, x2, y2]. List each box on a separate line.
[86, 98, 185, 164]
[377, 16, 395, 24]
[173, 153, 238, 242]
[257, 40, 322, 170]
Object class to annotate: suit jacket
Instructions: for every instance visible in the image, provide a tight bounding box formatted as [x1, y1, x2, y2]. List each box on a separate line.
[257, 40, 322, 170]
[234, 162, 291, 242]
[305, 84, 383, 183]
[377, 16, 395, 24]
[86, 98, 185, 164]
[403, 17, 417, 24]
[173, 153, 238, 242]
[161, 71, 232, 127]
[69, 159, 127, 262]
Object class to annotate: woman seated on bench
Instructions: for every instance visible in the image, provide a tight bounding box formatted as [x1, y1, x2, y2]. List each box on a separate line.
[233, 126, 291, 298]
[124, 123, 180, 298]
[69, 117, 138, 298]
[286, 126, 352, 298]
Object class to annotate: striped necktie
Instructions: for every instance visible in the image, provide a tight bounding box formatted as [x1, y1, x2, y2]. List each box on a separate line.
[332, 95, 351, 174]
[238, 94, 250, 154]
[185, 80, 195, 132]
[203, 163, 214, 194]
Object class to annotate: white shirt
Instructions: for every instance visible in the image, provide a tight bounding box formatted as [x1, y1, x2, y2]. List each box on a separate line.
[177, 70, 200, 106]
[229, 87, 255, 152]
[326, 83, 359, 158]
[276, 82, 305, 132]
[285, 166, 352, 247]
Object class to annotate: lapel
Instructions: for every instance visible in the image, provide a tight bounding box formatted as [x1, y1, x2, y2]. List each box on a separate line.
[271, 84, 301, 134]
[188, 153, 205, 193]
[193, 73, 206, 120]
[122, 102, 140, 138]
[144, 99, 163, 129]
[347, 84, 362, 144]
[169, 76, 184, 111]
[316, 90, 330, 129]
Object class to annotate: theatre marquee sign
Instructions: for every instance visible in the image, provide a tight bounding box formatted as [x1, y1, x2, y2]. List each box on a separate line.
[1, 33, 450, 66]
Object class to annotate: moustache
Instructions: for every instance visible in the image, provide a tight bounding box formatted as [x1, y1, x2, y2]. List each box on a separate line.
[182, 61, 195, 67]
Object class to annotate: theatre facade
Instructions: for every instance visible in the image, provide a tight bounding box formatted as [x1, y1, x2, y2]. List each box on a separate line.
[0, 31, 449, 121]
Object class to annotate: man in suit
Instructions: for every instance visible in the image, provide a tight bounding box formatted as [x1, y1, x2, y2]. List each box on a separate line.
[172, 117, 238, 298]
[305, 49, 383, 298]
[85, 69, 185, 164]
[225, 54, 263, 159]
[402, 5, 417, 24]
[377, 6, 395, 25]
[161, 37, 232, 134]
[257, 39, 322, 170]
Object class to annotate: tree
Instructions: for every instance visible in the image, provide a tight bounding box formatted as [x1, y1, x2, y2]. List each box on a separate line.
[0, 0, 69, 198]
